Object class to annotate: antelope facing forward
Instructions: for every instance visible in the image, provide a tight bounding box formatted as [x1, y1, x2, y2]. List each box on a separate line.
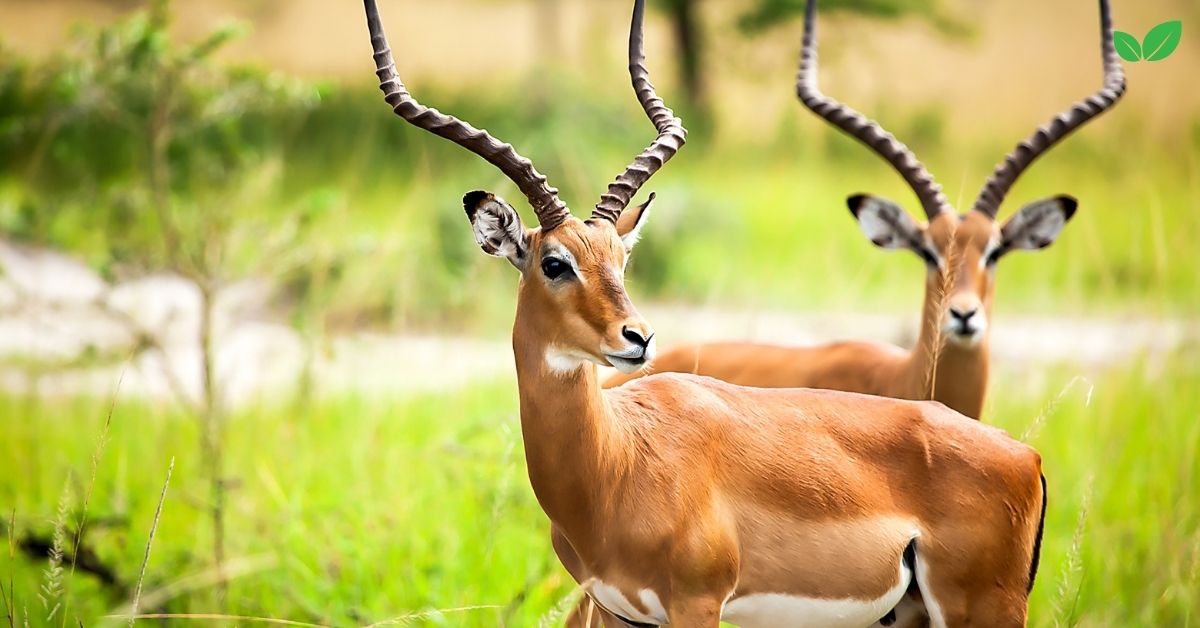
[365, 1, 1046, 626]
[606, 0, 1126, 421]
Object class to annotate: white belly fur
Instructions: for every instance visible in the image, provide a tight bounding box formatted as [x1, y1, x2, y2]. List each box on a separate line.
[590, 582, 669, 625]
[721, 554, 913, 628]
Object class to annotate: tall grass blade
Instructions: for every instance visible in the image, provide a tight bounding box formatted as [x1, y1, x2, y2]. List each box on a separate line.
[1021, 375, 1094, 443]
[3, 509, 14, 628]
[535, 579, 591, 628]
[923, 231, 956, 400]
[109, 614, 327, 627]
[361, 605, 504, 627]
[1053, 474, 1094, 627]
[38, 478, 71, 622]
[128, 457, 175, 628]
[61, 369, 123, 628]
[109, 555, 276, 617]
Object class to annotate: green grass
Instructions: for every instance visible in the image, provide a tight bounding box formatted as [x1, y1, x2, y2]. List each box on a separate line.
[0, 386, 562, 626]
[3, 12, 1198, 626]
[1, 350, 1198, 626]
[2, 31, 1199, 625]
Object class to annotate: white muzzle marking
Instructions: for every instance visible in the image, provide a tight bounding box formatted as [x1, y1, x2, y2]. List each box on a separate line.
[942, 309, 987, 347]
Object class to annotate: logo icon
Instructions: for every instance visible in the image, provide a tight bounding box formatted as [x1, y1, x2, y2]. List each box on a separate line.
[1114, 21, 1182, 62]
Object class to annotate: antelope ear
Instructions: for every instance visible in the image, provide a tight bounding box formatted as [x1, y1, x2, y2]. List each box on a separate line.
[464, 191, 531, 270]
[848, 194, 940, 266]
[616, 192, 654, 252]
[996, 195, 1077, 256]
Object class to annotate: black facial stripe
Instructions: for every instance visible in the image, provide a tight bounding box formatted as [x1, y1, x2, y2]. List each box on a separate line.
[987, 243, 1011, 265]
[899, 232, 925, 253]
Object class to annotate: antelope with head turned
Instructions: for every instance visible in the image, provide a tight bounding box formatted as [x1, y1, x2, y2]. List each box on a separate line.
[365, 0, 1046, 626]
[605, 0, 1126, 421]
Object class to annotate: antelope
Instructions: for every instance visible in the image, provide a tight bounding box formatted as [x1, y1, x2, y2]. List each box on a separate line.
[605, 0, 1126, 421]
[364, 0, 1046, 626]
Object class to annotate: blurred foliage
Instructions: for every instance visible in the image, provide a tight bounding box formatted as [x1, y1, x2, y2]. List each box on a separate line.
[0, 0, 1197, 330]
[0, 2, 333, 590]
[738, 0, 971, 36]
[644, 0, 972, 131]
[0, 0, 316, 279]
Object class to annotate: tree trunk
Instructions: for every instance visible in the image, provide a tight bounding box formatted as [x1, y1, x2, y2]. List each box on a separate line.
[666, 0, 707, 121]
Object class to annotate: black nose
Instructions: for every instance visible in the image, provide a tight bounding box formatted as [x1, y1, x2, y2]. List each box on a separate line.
[950, 307, 978, 322]
[622, 326, 651, 347]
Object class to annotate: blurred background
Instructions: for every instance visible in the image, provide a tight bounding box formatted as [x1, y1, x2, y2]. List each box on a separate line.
[0, 0, 1197, 625]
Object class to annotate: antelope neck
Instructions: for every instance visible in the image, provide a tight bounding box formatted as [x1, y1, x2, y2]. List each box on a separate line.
[908, 279, 990, 419]
[511, 307, 630, 539]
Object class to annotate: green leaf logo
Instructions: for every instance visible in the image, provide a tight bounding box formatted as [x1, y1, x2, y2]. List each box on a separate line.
[1114, 30, 1142, 61]
[1143, 20, 1182, 61]
[1115, 20, 1182, 62]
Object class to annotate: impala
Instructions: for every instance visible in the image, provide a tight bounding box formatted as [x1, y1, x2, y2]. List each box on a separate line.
[605, 0, 1126, 421]
[365, 0, 1046, 626]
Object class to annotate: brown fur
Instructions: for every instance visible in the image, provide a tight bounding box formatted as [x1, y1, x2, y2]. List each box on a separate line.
[499, 214, 1042, 627]
[607, 211, 1001, 420]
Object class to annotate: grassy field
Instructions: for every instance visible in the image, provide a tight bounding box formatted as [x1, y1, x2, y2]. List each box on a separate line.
[2, 84, 1199, 625]
[3, 2, 1200, 625]
[1, 349, 1198, 627]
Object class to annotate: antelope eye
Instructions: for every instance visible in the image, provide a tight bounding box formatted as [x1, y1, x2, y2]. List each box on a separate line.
[541, 257, 572, 280]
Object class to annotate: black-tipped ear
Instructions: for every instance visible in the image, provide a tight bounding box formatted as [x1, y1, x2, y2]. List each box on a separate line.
[463, 190, 492, 222]
[616, 192, 654, 252]
[848, 194, 930, 255]
[465, 191, 530, 270]
[997, 195, 1076, 254]
[1058, 195, 1078, 221]
[847, 194, 869, 218]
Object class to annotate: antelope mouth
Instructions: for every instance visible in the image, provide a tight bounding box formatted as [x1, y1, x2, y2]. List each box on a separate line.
[605, 341, 654, 374]
[945, 325, 985, 347]
[606, 354, 649, 374]
[604, 332, 655, 373]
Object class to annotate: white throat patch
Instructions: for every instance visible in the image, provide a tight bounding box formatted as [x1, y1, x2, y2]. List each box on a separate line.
[544, 347, 589, 374]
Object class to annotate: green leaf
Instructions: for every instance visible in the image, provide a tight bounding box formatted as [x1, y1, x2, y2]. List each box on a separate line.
[1142, 20, 1182, 61]
[1113, 30, 1142, 62]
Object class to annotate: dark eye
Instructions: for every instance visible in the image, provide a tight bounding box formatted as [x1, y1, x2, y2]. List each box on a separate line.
[541, 257, 572, 280]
